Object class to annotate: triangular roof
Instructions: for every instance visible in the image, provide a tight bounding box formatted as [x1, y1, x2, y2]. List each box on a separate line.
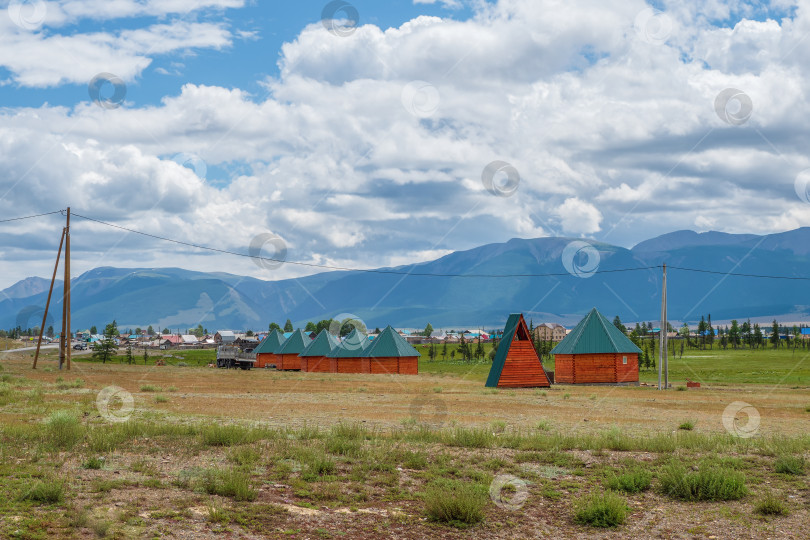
[363, 326, 421, 358]
[328, 328, 369, 358]
[551, 308, 642, 355]
[486, 314, 550, 387]
[275, 329, 310, 355]
[253, 329, 286, 354]
[300, 329, 339, 357]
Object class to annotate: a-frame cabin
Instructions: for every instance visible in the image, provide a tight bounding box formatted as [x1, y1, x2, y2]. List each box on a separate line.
[486, 313, 551, 388]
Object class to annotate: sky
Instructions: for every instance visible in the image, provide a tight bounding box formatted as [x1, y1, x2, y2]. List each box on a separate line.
[1, 0, 810, 290]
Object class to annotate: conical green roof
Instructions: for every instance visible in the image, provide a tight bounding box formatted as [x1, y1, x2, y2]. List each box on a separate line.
[275, 329, 310, 355]
[551, 308, 642, 355]
[363, 326, 420, 358]
[328, 328, 369, 358]
[253, 329, 286, 354]
[300, 329, 339, 357]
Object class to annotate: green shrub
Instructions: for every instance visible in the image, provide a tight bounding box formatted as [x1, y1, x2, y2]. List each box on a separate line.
[229, 446, 261, 467]
[83, 457, 104, 470]
[447, 427, 494, 449]
[400, 450, 428, 470]
[658, 462, 747, 501]
[774, 455, 805, 475]
[44, 410, 83, 450]
[19, 478, 65, 504]
[676, 386, 687, 391]
[91, 520, 112, 538]
[325, 438, 361, 456]
[55, 378, 83, 390]
[605, 468, 652, 493]
[424, 482, 486, 528]
[679, 421, 695, 431]
[201, 468, 257, 501]
[140, 384, 162, 392]
[201, 425, 248, 446]
[154, 394, 169, 403]
[755, 493, 789, 516]
[302, 455, 336, 480]
[573, 491, 628, 528]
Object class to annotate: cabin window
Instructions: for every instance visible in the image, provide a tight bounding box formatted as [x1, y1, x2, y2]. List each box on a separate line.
[622, 356, 627, 364]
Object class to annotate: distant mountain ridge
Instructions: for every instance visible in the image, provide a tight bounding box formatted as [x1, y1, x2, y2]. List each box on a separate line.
[2, 228, 810, 330]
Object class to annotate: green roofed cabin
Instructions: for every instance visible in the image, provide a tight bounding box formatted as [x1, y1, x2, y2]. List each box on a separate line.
[550, 307, 642, 385]
[327, 328, 369, 373]
[362, 325, 420, 374]
[299, 330, 340, 373]
[275, 329, 311, 370]
[486, 314, 551, 388]
[253, 329, 286, 368]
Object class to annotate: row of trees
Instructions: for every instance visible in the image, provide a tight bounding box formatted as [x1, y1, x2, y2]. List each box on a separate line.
[613, 314, 810, 352]
[425, 333, 491, 363]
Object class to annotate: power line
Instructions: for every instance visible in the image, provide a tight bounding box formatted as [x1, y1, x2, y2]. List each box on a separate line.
[0, 210, 64, 224]
[5, 210, 808, 282]
[667, 265, 810, 281]
[71, 212, 656, 278]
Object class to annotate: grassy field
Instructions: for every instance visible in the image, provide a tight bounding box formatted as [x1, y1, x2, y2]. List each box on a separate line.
[0, 346, 808, 538]
[416, 344, 810, 386]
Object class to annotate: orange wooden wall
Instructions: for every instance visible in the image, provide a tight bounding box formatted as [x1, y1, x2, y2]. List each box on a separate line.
[497, 341, 550, 388]
[278, 353, 301, 370]
[554, 353, 638, 384]
[255, 353, 278, 368]
[303, 356, 331, 372]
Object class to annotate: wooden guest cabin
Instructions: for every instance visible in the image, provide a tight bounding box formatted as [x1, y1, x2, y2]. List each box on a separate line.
[299, 330, 339, 372]
[486, 314, 551, 388]
[274, 329, 311, 370]
[361, 325, 420, 375]
[328, 328, 369, 373]
[253, 329, 286, 368]
[550, 307, 641, 385]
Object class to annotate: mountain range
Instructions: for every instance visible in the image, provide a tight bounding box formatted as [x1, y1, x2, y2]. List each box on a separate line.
[2, 228, 810, 332]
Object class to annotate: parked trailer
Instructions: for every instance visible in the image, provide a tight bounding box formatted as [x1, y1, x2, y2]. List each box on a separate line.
[216, 346, 256, 370]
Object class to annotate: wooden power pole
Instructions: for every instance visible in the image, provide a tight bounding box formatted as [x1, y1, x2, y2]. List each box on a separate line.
[32, 227, 65, 369]
[65, 207, 71, 370]
[34, 208, 71, 370]
[658, 263, 668, 390]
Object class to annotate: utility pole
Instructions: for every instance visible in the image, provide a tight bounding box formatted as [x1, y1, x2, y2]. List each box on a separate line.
[658, 263, 667, 390]
[57, 208, 71, 370]
[65, 207, 71, 370]
[33, 227, 65, 369]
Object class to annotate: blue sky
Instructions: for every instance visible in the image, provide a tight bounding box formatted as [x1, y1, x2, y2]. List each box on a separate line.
[0, 1, 476, 108]
[1, 0, 809, 290]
